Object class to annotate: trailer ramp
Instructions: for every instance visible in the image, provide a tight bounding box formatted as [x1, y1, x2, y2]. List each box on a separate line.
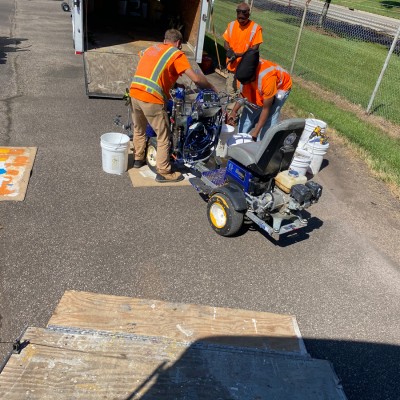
[0, 291, 347, 399]
[84, 34, 199, 98]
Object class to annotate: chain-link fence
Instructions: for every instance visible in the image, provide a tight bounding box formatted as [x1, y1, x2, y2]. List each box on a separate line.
[207, 0, 400, 127]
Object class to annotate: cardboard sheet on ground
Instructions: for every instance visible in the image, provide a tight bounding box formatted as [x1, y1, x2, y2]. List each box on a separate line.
[0, 147, 37, 201]
[128, 165, 194, 188]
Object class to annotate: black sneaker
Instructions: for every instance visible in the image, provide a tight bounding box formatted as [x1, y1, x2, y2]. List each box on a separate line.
[133, 159, 146, 168]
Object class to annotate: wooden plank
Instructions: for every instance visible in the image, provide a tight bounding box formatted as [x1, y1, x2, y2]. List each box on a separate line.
[128, 164, 193, 188]
[0, 147, 37, 201]
[0, 327, 346, 400]
[84, 35, 200, 97]
[84, 51, 137, 98]
[48, 290, 306, 354]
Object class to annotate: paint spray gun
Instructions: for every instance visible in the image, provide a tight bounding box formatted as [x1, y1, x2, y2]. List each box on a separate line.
[309, 126, 329, 145]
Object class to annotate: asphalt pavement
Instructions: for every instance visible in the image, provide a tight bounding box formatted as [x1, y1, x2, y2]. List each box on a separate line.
[1, 1, 400, 399]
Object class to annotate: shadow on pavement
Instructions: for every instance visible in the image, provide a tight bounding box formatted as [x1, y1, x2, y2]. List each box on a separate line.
[0, 36, 29, 65]
[122, 335, 399, 400]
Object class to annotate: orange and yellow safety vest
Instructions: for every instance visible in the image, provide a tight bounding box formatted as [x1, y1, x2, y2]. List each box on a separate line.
[223, 20, 263, 72]
[130, 43, 191, 104]
[239, 59, 292, 107]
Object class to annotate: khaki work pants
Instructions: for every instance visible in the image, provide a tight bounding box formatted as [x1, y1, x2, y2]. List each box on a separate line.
[225, 71, 239, 113]
[131, 97, 171, 174]
[226, 71, 238, 97]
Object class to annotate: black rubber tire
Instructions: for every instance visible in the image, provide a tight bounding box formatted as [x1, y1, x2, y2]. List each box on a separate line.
[145, 137, 158, 174]
[207, 193, 244, 237]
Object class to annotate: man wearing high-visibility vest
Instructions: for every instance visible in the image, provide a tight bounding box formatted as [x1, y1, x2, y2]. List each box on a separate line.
[130, 29, 217, 183]
[228, 50, 292, 142]
[223, 2, 263, 96]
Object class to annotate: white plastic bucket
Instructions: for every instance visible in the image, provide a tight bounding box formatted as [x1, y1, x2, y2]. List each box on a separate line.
[216, 124, 235, 158]
[289, 149, 312, 177]
[298, 118, 327, 148]
[100, 132, 130, 175]
[305, 139, 330, 175]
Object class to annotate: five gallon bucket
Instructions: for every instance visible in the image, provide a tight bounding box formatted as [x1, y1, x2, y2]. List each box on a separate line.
[289, 149, 312, 177]
[216, 124, 235, 158]
[100, 132, 130, 175]
[305, 139, 330, 175]
[298, 118, 327, 148]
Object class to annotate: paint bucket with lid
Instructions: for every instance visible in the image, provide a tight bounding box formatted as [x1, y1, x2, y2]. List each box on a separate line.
[216, 124, 235, 158]
[100, 132, 130, 175]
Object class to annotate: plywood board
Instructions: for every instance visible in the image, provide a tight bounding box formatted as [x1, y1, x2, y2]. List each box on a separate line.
[0, 326, 346, 400]
[48, 290, 306, 355]
[0, 147, 37, 201]
[84, 51, 138, 98]
[128, 164, 193, 188]
[84, 36, 199, 97]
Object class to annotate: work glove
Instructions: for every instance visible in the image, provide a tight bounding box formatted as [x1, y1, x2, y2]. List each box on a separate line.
[226, 49, 235, 59]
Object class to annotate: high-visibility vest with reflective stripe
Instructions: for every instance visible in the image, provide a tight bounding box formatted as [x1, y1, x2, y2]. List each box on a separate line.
[131, 45, 180, 102]
[238, 60, 292, 107]
[223, 20, 262, 72]
[257, 65, 287, 93]
[228, 21, 259, 50]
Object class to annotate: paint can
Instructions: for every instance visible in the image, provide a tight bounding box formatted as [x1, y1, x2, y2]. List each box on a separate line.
[289, 149, 312, 177]
[100, 132, 130, 175]
[216, 124, 235, 158]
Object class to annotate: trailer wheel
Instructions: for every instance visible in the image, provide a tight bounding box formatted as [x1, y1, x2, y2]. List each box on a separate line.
[207, 193, 244, 237]
[146, 137, 158, 173]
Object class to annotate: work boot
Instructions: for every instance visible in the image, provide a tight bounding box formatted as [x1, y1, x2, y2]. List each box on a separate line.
[133, 159, 146, 168]
[155, 171, 184, 183]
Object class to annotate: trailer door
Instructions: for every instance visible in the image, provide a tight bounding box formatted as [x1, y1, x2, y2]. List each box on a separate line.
[72, 0, 83, 54]
[194, 0, 209, 63]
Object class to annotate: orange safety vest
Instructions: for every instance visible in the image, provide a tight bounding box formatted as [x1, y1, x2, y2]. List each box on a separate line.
[223, 20, 262, 72]
[239, 59, 292, 107]
[130, 44, 183, 104]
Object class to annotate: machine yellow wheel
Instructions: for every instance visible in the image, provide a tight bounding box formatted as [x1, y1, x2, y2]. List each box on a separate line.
[207, 193, 244, 237]
[145, 138, 157, 173]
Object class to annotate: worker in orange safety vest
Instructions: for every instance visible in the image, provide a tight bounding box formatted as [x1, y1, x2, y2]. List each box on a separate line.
[223, 2, 263, 96]
[130, 29, 217, 183]
[228, 50, 292, 142]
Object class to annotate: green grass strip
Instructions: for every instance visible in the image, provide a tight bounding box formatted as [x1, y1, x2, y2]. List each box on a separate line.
[287, 85, 400, 186]
[210, 1, 400, 125]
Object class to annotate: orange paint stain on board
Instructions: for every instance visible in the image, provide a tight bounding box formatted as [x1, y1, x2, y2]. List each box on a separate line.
[0, 178, 14, 195]
[0, 147, 25, 155]
[6, 169, 20, 176]
[6, 156, 29, 167]
[0, 149, 29, 197]
[0, 147, 36, 200]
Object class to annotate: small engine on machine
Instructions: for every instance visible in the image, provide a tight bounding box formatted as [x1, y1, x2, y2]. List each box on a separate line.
[189, 118, 325, 239]
[223, 158, 323, 232]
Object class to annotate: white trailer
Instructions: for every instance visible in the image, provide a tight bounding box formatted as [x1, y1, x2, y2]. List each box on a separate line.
[69, 0, 210, 98]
